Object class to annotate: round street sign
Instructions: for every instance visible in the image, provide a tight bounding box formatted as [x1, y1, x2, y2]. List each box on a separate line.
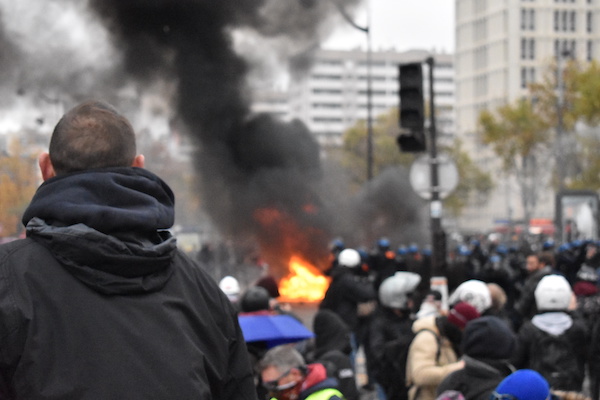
[409, 153, 459, 200]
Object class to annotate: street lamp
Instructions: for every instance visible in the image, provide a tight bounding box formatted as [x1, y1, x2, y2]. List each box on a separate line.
[556, 48, 572, 191]
[330, 0, 373, 181]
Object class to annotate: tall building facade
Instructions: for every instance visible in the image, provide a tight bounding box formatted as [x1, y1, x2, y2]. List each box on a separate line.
[287, 48, 455, 149]
[454, 0, 598, 233]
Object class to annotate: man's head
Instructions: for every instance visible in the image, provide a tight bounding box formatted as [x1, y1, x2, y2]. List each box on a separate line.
[525, 254, 544, 274]
[258, 345, 306, 400]
[39, 100, 144, 180]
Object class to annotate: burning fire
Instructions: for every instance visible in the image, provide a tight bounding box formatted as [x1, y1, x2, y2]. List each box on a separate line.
[279, 256, 330, 303]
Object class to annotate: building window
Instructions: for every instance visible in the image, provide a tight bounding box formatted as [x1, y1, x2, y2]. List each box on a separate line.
[554, 39, 561, 57]
[521, 9, 528, 30]
[588, 11, 593, 32]
[554, 11, 560, 31]
[521, 38, 535, 59]
[530, 9, 536, 30]
[529, 67, 536, 84]
[570, 11, 576, 32]
[521, 67, 528, 88]
[587, 40, 593, 60]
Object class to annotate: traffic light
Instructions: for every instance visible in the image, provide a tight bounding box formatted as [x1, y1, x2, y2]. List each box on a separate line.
[397, 131, 426, 152]
[397, 62, 426, 152]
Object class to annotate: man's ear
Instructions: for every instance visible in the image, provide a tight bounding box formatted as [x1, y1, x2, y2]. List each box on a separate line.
[38, 152, 56, 181]
[132, 154, 145, 168]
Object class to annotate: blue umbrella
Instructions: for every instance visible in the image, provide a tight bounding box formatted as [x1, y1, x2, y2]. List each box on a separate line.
[238, 314, 314, 348]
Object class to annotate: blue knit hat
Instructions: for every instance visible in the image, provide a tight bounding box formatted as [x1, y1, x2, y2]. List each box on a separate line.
[493, 370, 550, 400]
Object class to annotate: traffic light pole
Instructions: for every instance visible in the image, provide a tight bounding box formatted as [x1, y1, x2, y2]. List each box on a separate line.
[426, 56, 445, 278]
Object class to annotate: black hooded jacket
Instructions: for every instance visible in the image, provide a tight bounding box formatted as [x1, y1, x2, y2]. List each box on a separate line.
[0, 168, 257, 400]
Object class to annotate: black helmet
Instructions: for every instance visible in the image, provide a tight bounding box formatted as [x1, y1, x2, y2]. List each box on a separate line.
[240, 286, 271, 312]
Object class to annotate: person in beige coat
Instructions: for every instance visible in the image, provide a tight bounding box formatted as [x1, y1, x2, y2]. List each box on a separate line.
[406, 302, 480, 400]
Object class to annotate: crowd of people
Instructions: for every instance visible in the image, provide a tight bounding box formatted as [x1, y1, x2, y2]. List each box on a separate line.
[221, 236, 600, 400]
[1, 99, 598, 400]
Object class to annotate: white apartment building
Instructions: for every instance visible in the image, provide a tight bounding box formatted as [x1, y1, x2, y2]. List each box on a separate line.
[454, 0, 598, 233]
[286, 48, 455, 149]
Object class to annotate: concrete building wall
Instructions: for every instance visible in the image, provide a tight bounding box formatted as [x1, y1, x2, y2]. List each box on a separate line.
[454, 0, 600, 234]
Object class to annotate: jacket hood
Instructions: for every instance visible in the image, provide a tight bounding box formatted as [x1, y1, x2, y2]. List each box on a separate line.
[301, 363, 339, 396]
[531, 312, 573, 335]
[22, 167, 174, 233]
[313, 309, 352, 356]
[22, 168, 177, 295]
[462, 316, 515, 360]
[463, 355, 514, 377]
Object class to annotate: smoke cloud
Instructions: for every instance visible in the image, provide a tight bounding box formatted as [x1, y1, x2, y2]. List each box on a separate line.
[1, 0, 427, 276]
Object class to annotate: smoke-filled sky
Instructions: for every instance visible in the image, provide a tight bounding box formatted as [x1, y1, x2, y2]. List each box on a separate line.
[0, 0, 428, 275]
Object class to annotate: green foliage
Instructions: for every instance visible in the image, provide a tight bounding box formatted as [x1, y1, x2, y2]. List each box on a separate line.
[340, 108, 492, 215]
[478, 98, 551, 172]
[567, 131, 600, 190]
[340, 108, 414, 187]
[442, 139, 494, 217]
[572, 60, 600, 126]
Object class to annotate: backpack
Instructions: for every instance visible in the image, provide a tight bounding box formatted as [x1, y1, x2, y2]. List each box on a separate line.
[529, 329, 583, 391]
[377, 329, 441, 400]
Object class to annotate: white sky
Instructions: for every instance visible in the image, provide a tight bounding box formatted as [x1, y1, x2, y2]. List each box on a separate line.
[323, 0, 455, 53]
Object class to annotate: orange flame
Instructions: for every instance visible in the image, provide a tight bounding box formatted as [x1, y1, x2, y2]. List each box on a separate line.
[279, 256, 330, 303]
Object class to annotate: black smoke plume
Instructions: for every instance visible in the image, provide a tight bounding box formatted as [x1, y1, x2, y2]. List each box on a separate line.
[3, 0, 428, 277]
[87, 0, 369, 275]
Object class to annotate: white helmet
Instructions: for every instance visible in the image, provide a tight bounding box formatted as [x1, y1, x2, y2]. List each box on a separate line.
[379, 271, 422, 309]
[448, 279, 492, 314]
[219, 276, 240, 301]
[338, 248, 361, 268]
[535, 274, 572, 311]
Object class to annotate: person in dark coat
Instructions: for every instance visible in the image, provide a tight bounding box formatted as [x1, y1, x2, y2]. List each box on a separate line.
[437, 316, 516, 400]
[320, 248, 377, 332]
[513, 253, 554, 325]
[511, 275, 588, 392]
[309, 309, 359, 400]
[0, 101, 257, 399]
[369, 271, 421, 400]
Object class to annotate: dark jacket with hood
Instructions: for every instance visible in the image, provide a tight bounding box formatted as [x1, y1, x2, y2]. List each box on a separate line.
[437, 316, 516, 400]
[319, 265, 376, 332]
[310, 309, 359, 400]
[0, 168, 257, 400]
[511, 311, 588, 392]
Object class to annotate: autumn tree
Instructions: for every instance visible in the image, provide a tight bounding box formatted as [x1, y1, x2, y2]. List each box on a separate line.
[339, 108, 492, 216]
[478, 98, 552, 223]
[528, 58, 600, 190]
[0, 138, 40, 237]
[443, 138, 494, 217]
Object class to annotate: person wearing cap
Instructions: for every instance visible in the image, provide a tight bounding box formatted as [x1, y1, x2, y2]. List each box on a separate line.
[258, 345, 345, 400]
[511, 275, 587, 392]
[436, 316, 516, 400]
[491, 369, 551, 400]
[405, 302, 480, 400]
[447, 280, 492, 315]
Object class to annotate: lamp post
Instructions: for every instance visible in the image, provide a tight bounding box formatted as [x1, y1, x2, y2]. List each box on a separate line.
[330, 0, 373, 180]
[556, 49, 571, 191]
